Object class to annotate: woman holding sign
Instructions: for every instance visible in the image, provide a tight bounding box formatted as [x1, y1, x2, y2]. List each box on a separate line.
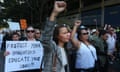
[41, 1, 70, 72]
[16, 26, 43, 72]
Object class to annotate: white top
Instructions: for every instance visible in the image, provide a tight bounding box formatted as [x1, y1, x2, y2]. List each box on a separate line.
[106, 34, 116, 54]
[59, 47, 68, 65]
[59, 47, 68, 72]
[75, 42, 97, 69]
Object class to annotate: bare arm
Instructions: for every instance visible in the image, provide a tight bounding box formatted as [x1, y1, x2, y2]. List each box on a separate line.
[50, 1, 66, 21]
[71, 20, 81, 48]
[104, 24, 107, 30]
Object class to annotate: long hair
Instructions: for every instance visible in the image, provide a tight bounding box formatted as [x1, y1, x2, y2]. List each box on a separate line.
[53, 24, 69, 48]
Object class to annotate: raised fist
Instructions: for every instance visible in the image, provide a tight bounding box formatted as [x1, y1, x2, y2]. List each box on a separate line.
[53, 1, 67, 14]
[57, 2, 66, 7]
[74, 20, 82, 26]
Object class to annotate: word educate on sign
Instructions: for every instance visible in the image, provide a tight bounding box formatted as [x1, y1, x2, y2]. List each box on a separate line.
[5, 41, 43, 72]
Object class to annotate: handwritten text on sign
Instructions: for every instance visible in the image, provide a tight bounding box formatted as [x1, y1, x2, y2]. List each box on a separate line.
[5, 41, 43, 72]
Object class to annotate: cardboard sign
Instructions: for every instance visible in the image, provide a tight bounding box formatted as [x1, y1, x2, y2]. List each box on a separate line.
[5, 41, 43, 72]
[7, 22, 20, 31]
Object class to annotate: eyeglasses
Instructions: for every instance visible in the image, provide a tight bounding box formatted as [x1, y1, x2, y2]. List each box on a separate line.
[26, 30, 34, 33]
[81, 32, 88, 35]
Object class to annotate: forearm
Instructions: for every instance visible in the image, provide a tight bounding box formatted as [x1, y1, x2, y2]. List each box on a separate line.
[49, 12, 58, 21]
[70, 25, 80, 48]
[40, 11, 58, 52]
[104, 25, 107, 30]
[41, 1, 66, 51]
[41, 10, 58, 41]
[41, 20, 55, 41]
[71, 26, 78, 39]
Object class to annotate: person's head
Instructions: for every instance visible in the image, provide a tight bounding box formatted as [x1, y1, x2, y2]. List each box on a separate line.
[16, 30, 21, 36]
[108, 27, 115, 35]
[26, 26, 35, 38]
[99, 30, 108, 41]
[77, 27, 89, 42]
[11, 32, 20, 41]
[53, 24, 70, 46]
[35, 29, 41, 39]
[91, 29, 99, 35]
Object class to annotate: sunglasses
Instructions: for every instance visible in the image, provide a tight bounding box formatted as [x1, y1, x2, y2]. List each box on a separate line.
[26, 30, 34, 33]
[81, 32, 88, 35]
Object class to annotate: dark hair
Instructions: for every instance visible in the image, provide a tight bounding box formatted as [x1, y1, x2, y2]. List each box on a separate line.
[26, 26, 34, 31]
[10, 32, 20, 41]
[12, 32, 20, 37]
[99, 30, 108, 37]
[77, 27, 87, 41]
[53, 24, 69, 47]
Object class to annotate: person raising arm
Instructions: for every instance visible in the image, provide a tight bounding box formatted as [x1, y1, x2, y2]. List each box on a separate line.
[71, 20, 97, 72]
[41, 1, 70, 72]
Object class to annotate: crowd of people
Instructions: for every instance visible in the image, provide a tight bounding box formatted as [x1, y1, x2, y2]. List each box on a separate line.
[0, 1, 120, 72]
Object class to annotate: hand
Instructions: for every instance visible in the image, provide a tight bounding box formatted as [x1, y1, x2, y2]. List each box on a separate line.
[74, 20, 82, 27]
[4, 51, 10, 56]
[52, 1, 67, 16]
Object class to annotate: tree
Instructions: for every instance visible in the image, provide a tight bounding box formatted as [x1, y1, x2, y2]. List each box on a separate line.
[0, 0, 55, 29]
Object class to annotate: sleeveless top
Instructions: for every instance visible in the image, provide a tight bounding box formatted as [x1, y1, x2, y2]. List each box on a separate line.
[75, 42, 97, 69]
[106, 34, 116, 54]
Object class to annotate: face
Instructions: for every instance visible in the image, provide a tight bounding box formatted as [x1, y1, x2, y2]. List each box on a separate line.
[96, 29, 99, 35]
[109, 27, 114, 34]
[80, 29, 89, 41]
[102, 33, 108, 40]
[35, 30, 41, 39]
[26, 27, 35, 38]
[12, 34, 20, 41]
[57, 27, 70, 43]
